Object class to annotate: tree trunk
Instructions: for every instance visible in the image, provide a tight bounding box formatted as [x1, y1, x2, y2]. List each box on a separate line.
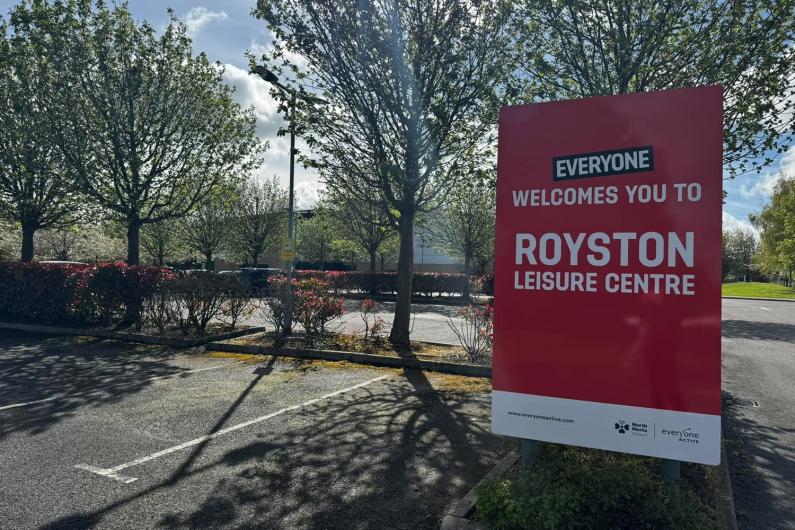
[205, 253, 213, 271]
[463, 252, 471, 302]
[369, 248, 377, 272]
[380, 253, 385, 271]
[252, 253, 259, 267]
[125, 218, 142, 326]
[127, 219, 141, 265]
[389, 211, 414, 346]
[21, 222, 36, 262]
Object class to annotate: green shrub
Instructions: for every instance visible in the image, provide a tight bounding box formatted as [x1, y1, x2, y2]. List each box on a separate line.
[260, 275, 345, 337]
[476, 445, 714, 530]
[293, 277, 344, 336]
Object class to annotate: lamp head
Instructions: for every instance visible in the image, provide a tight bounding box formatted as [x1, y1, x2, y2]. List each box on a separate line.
[253, 65, 280, 85]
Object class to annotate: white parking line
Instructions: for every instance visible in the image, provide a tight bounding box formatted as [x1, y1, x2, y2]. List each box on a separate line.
[0, 361, 247, 411]
[74, 375, 389, 483]
[0, 395, 60, 411]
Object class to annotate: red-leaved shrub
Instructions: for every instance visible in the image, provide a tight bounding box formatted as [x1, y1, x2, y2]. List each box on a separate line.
[0, 262, 174, 325]
[292, 271, 491, 297]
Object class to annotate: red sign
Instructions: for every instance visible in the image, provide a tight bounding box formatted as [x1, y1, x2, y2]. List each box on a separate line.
[492, 86, 722, 465]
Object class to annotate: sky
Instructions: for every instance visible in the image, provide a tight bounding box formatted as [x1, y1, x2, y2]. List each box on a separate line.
[1, 0, 792, 230]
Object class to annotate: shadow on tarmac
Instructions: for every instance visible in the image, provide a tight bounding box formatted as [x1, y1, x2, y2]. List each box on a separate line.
[38, 359, 504, 530]
[722, 391, 795, 530]
[722, 320, 795, 343]
[0, 332, 184, 441]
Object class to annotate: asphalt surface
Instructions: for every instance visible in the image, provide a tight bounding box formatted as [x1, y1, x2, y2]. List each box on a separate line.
[0, 332, 507, 530]
[721, 298, 795, 529]
[0, 297, 792, 529]
[244, 299, 466, 345]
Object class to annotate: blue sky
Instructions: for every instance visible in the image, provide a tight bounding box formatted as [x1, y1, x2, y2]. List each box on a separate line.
[1, 0, 792, 228]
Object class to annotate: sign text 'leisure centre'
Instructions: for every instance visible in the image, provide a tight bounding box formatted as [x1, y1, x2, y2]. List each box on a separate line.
[492, 86, 722, 465]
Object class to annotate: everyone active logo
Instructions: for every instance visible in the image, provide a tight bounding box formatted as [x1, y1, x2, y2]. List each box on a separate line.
[661, 427, 701, 444]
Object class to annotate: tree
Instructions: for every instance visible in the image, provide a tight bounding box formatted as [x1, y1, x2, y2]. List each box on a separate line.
[0, 2, 84, 261]
[255, 0, 513, 344]
[182, 197, 233, 271]
[35, 223, 125, 263]
[296, 207, 340, 269]
[378, 236, 400, 272]
[722, 226, 758, 281]
[326, 188, 397, 272]
[435, 170, 496, 300]
[53, 3, 262, 265]
[141, 220, 182, 266]
[751, 179, 795, 286]
[0, 220, 20, 261]
[512, 0, 795, 176]
[721, 231, 731, 281]
[230, 177, 288, 266]
[36, 227, 81, 261]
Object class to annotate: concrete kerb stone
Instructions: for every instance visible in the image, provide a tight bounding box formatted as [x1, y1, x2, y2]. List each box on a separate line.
[0, 321, 266, 347]
[722, 295, 795, 303]
[440, 449, 519, 530]
[717, 441, 739, 530]
[204, 340, 492, 378]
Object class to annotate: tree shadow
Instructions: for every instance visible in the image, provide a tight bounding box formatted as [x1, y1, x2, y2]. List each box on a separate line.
[158, 370, 505, 530]
[722, 320, 795, 343]
[0, 332, 189, 441]
[722, 391, 795, 529]
[39, 365, 506, 529]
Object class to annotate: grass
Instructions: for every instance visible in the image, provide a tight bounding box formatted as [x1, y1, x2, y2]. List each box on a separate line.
[722, 281, 795, 299]
[228, 331, 466, 360]
[202, 351, 490, 393]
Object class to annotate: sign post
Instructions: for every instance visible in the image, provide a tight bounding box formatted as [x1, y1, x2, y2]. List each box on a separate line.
[280, 238, 296, 262]
[492, 86, 723, 466]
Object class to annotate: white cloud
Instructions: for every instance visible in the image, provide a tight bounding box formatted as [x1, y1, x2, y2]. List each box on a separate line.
[184, 7, 228, 37]
[221, 63, 282, 141]
[295, 180, 325, 209]
[722, 211, 759, 238]
[220, 66, 323, 207]
[249, 30, 309, 70]
[739, 149, 795, 199]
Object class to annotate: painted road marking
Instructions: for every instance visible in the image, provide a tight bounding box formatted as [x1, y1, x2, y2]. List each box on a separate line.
[0, 395, 60, 411]
[73, 464, 138, 484]
[74, 375, 389, 483]
[0, 361, 247, 412]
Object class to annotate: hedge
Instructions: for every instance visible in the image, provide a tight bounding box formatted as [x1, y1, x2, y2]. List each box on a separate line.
[293, 270, 492, 296]
[0, 261, 173, 325]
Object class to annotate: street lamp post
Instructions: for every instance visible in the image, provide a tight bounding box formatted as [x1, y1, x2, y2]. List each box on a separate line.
[252, 65, 326, 333]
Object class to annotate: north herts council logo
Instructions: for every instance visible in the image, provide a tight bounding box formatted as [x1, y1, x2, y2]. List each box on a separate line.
[614, 420, 629, 434]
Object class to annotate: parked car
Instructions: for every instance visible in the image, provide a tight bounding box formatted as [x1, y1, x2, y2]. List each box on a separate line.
[38, 260, 88, 266]
[235, 267, 282, 293]
[181, 268, 214, 275]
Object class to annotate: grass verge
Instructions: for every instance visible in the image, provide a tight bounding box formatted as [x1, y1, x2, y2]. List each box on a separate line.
[204, 350, 491, 392]
[227, 331, 466, 360]
[722, 281, 795, 299]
